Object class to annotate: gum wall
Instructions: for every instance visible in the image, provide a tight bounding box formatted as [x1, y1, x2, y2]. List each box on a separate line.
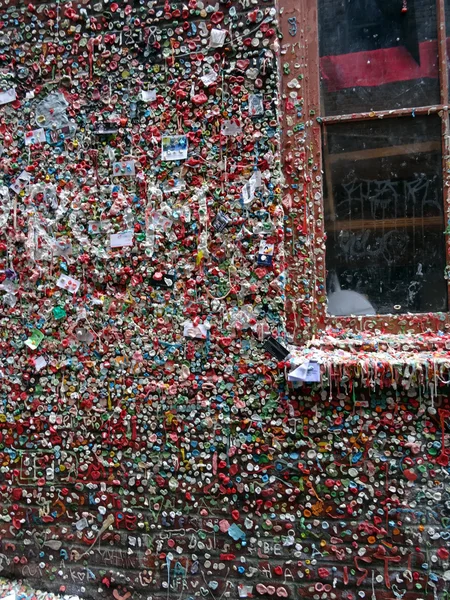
[0, 1, 449, 600]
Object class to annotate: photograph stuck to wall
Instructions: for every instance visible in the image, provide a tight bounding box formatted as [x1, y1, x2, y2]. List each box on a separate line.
[161, 134, 188, 161]
[248, 94, 264, 117]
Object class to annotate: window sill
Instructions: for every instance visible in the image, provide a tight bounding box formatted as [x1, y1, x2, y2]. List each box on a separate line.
[288, 328, 450, 387]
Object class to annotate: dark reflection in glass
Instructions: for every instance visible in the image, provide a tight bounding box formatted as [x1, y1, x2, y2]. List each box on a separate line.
[324, 116, 447, 315]
[319, 0, 440, 116]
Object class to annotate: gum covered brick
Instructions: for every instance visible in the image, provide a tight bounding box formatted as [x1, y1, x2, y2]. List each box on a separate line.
[0, 1, 448, 600]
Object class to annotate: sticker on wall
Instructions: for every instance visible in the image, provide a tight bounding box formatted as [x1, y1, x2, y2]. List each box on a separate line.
[288, 360, 321, 382]
[183, 320, 209, 339]
[24, 128, 46, 146]
[257, 240, 274, 265]
[248, 94, 264, 117]
[24, 329, 45, 350]
[161, 134, 188, 161]
[110, 230, 134, 248]
[141, 89, 157, 102]
[210, 28, 227, 47]
[0, 88, 16, 105]
[56, 274, 81, 294]
[10, 171, 31, 194]
[113, 161, 136, 177]
[221, 120, 242, 136]
[242, 170, 262, 205]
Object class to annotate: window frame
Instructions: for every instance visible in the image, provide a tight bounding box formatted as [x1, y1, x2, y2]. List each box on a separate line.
[280, 0, 450, 341]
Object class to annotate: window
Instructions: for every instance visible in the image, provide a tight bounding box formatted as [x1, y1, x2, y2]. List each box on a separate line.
[317, 0, 450, 319]
[323, 116, 447, 315]
[319, 0, 440, 115]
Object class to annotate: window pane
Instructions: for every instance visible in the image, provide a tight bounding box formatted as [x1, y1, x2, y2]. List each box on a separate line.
[319, 0, 440, 116]
[324, 116, 447, 316]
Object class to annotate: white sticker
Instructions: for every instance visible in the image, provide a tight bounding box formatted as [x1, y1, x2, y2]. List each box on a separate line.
[200, 70, 218, 87]
[24, 128, 46, 146]
[110, 230, 134, 248]
[238, 585, 253, 598]
[210, 28, 227, 48]
[221, 120, 242, 136]
[241, 170, 262, 205]
[88, 221, 102, 234]
[75, 517, 89, 531]
[183, 320, 209, 340]
[141, 89, 157, 102]
[113, 160, 135, 177]
[0, 88, 16, 106]
[56, 274, 81, 294]
[34, 356, 48, 372]
[10, 170, 31, 195]
[259, 240, 274, 255]
[258, 240, 274, 265]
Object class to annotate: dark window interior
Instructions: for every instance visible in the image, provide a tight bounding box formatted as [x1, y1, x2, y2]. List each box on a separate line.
[319, 0, 440, 115]
[323, 116, 447, 315]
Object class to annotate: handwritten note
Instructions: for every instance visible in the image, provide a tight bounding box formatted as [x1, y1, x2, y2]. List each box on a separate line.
[110, 230, 134, 248]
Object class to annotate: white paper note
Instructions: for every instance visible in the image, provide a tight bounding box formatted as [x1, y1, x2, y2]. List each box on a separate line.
[0, 88, 16, 106]
[10, 170, 31, 194]
[242, 170, 262, 205]
[110, 230, 134, 248]
[34, 356, 48, 372]
[221, 120, 242, 136]
[200, 70, 218, 86]
[288, 361, 321, 383]
[183, 321, 208, 340]
[210, 28, 227, 48]
[141, 89, 157, 102]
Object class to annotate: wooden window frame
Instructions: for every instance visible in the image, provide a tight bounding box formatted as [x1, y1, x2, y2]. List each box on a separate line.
[280, 0, 450, 343]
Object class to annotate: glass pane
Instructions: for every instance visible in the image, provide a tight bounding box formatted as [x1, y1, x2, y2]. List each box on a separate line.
[319, 0, 440, 116]
[324, 116, 447, 316]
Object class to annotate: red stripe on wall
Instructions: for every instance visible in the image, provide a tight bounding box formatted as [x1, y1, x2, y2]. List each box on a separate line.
[320, 39, 441, 92]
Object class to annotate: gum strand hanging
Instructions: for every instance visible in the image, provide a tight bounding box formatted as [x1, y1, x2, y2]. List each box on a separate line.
[144, 180, 162, 257]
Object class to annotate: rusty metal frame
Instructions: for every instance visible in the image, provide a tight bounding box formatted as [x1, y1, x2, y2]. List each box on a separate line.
[437, 0, 450, 315]
[283, 0, 450, 341]
[320, 105, 447, 124]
